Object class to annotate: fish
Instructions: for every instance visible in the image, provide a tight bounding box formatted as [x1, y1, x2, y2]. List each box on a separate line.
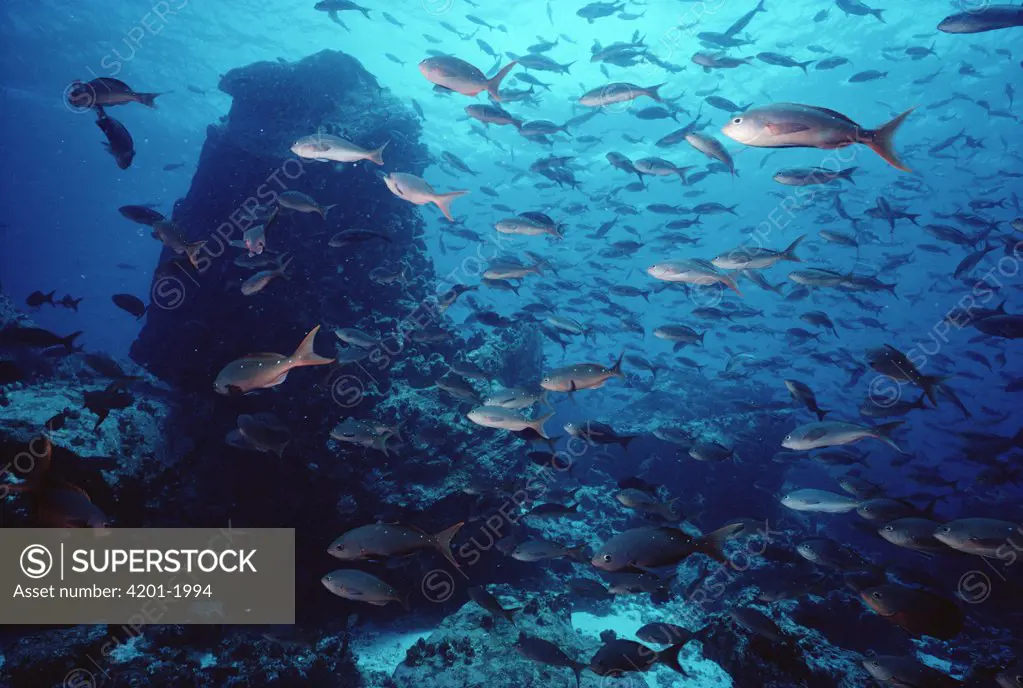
[862, 656, 962, 688]
[0, 326, 81, 352]
[933, 518, 1021, 556]
[781, 488, 862, 513]
[278, 190, 335, 219]
[647, 260, 742, 295]
[588, 638, 688, 677]
[713, 235, 805, 270]
[513, 633, 586, 688]
[119, 205, 166, 225]
[773, 167, 857, 186]
[111, 294, 147, 319]
[721, 103, 915, 172]
[592, 522, 744, 570]
[784, 380, 829, 420]
[321, 570, 406, 608]
[510, 540, 588, 562]
[541, 354, 624, 393]
[468, 586, 519, 623]
[685, 132, 736, 175]
[95, 108, 135, 169]
[878, 518, 950, 555]
[860, 584, 964, 639]
[579, 82, 663, 108]
[241, 254, 293, 296]
[213, 325, 334, 395]
[782, 420, 906, 453]
[418, 56, 517, 101]
[467, 405, 553, 438]
[290, 133, 388, 165]
[938, 6, 1023, 33]
[328, 522, 463, 570]
[615, 489, 680, 520]
[66, 77, 160, 110]
[382, 172, 468, 221]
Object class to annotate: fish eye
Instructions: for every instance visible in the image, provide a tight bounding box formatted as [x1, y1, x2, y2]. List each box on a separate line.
[871, 591, 882, 599]
[601, 554, 612, 562]
[732, 117, 742, 125]
[883, 526, 893, 532]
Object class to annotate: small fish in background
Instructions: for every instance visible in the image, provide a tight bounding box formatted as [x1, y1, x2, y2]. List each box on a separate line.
[162, 162, 184, 171]
[314, 0, 371, 25]
[321, 569, 407, 609]
[277, 190, 335, 219]
[56, 294, 83, 311]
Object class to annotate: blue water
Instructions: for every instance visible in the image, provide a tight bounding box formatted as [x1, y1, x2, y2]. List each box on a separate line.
[1, 0, 1022, 682]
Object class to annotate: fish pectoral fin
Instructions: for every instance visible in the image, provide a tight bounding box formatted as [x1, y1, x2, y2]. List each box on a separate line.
[766, 121, 811, 135]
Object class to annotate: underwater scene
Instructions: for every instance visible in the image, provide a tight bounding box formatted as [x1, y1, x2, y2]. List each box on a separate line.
[1, 0, 1023, 685]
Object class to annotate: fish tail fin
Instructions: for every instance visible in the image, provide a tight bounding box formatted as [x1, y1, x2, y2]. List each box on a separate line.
[799, 60, 813, 73]
[433, 521, 464, 570]
[320, 204, 338, 220]
[619, 435, 637, 451]
[866, 107, 915, 172]
[1012, 427, 1023, 449]
[815, 408, 829, 421]
[658, 643, 690, 676]
[561, 61, 575, 74]
[610, 351, 625, 378]
[44, 290, 57, 305]
[874, 420, 907, 454]
[696, 523, 744, 564]
[368, 140, 389, 166]
[277, 253, 295, 279]
[292, 325, 334, 367]
[62, 331, 83, 353]
[486, 61, 518, 101]
[136, 92, 161, 108]
[841, 166, 859, 183]
[568, 545, 591, 563]
[530, 411, 555, 439]
[571, 663, 585, 688]
[783, 234, 806, 262]
[434, 190, 469, 221]
[646, 83, 666, 103]
[359, 7, 371, 19]
[722, 274, 743, 296]
[920, 374, 946, 405]
[873, 8, 885, 22]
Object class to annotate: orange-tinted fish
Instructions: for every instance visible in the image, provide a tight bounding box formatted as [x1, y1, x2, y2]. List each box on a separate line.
[213, 325, 334, 395]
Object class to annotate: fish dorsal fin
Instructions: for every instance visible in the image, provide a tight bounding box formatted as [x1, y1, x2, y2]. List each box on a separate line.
[801, 104, 859, 126]
[54, 482, 93, 501]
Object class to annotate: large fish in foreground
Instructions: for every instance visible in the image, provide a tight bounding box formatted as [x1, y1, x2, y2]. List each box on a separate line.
[418, 56, 517, 101]
[592, 523, 744, 570]
[721, 103, 915, 172]
[382, 172, 468, 221]
[213, 325, 334, 394]
[938, 5, 1023, 33]
[541, 353, 624, 392]
[782, 420, 907, 453]
[291, 133, 388, 165]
